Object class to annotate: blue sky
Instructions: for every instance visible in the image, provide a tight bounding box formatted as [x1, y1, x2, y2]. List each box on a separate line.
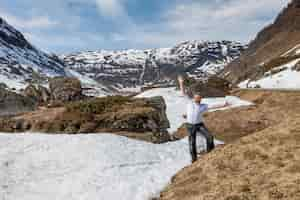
[0, 0, 290, 53]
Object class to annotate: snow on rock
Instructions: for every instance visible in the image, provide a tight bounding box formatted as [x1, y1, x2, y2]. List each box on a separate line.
[239, 58, 300, 89]
[281, 44, 300, 56]
[65, 68, 114, 97]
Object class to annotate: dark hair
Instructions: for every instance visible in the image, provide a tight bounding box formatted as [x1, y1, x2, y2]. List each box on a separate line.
[186, 87, 201, 98]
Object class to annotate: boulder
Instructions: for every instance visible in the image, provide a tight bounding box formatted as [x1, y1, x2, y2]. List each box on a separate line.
[49, 77, 84, 102]
[187, 76, 231, 98]
[23, 84, 50, 103]
[0, 95, 171, 143]
[293, 61, 300, 71]
[0, 87, 37, 116]
[144, 96, 170, 132]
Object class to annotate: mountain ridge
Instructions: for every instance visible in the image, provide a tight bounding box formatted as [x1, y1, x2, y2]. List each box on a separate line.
[221, 0, 300, 85]
[0, 17, 66, 89]
[62, 40, 246, 91]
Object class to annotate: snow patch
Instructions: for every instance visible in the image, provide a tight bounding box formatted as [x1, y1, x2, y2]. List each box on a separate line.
[239, 59, 300, 89]
[136, 87, 253, 133]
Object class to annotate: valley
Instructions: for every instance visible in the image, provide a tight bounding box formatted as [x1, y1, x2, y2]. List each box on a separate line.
[0, 0, 300, 200]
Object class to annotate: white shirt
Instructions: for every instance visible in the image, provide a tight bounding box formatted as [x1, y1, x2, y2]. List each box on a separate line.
[186, 101, 209, 124]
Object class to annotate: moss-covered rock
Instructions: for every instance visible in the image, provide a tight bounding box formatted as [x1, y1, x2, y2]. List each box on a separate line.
[0, 95, 171, 143]
[0, 87, 37, 116]
[49, 77, 84, 102]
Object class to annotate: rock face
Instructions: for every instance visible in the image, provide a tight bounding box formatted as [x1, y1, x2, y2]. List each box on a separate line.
[222, 0, 300, 84]
[62, 41, 246, 91]
[49, 77, 84, 102]
[293, 61, 300, 71]
[23, 84, 50, 104]
[0, 95, 171, 143]
[186, 76, 231, 98]
[0, 87, 37, 116]
[143, 96, 170, 132]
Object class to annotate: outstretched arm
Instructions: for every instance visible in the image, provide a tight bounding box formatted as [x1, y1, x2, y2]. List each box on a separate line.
[208, 101, 230, 110]
[178, 75, 187, 96]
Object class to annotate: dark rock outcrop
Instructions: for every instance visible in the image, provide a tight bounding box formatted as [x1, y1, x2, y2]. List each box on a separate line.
[293, 61, 300, 71]
[0, 87, 37, 116]
[0, 95, 171, 143]
[184, 76, 231, 98]
[49, 77, 84, 102]
[23, 84, 50, 104]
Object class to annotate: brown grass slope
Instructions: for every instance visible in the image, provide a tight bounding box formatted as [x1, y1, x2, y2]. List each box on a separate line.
[222, 0, 300, 84]
[159, 90, 300, 200]
[175, 89, 300, 143]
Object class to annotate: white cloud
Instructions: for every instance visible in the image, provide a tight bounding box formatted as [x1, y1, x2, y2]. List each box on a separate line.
[0, 11, 58, 29]
[0, 0, 292, 52]
[144, 0, 289, 44]
[95, 0, 126, 18]
[165, 0, 288, 32]
[106, 0, 291, 49]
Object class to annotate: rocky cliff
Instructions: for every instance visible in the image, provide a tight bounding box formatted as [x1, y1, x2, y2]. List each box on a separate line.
[221, 0, 300, 85]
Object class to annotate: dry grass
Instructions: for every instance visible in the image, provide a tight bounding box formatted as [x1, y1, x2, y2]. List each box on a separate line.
[160, 90, 300, 200]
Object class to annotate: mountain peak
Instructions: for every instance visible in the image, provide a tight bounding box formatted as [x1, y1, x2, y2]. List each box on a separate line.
[0, 17, 66, 89]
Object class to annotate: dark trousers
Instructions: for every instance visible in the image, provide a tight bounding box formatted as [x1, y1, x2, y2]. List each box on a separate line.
[186, 123, 215, 162]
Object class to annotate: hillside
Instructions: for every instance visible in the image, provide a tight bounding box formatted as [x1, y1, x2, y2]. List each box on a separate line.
[0, 17, 66, 89]
[222, 0, 300, 86]
[159, 90, 300, 200]
[0, 87, 252, 200]
[62, 41, 246, 91]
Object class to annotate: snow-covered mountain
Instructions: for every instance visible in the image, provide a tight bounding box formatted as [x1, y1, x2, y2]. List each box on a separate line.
[0, 16, 246, 94]
[0, 17, 66, 89]
[62, 41, 246, 91]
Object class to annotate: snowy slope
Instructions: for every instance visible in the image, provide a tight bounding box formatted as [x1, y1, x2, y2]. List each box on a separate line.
[65, 68, 115, 97]
[239, 58, 300, 89]
[62, 41, 246, 92]
[0, 17, 66, 89]
[0, 88, 253, 200]
[0, 133, 191, 200]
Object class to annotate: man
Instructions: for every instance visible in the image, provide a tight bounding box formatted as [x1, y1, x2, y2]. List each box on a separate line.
[178, 76, 229, 163]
